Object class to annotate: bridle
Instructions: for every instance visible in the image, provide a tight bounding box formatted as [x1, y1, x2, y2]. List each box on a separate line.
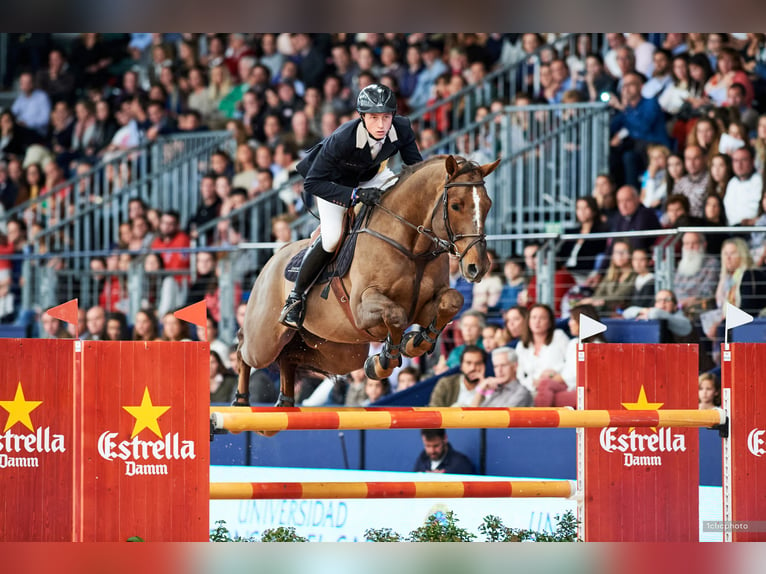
[366, 166, 488, 262]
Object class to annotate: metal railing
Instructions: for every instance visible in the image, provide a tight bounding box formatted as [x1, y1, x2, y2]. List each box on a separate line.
[6, 132, 233, 271]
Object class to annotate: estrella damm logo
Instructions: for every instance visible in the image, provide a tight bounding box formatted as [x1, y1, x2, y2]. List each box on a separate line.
[0, 382, 66, 469]
[96, 387, 196, 476]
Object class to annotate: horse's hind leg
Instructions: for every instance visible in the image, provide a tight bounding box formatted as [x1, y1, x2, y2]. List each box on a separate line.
[403, 287, 463, 358]
[276, 357, 297, 407]
[356, 289, 408, 379]
[233, 328, 251, 406]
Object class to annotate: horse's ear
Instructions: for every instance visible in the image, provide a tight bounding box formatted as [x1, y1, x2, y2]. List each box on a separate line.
[445, 155, 459, 177]
[480, 158, 501, 178]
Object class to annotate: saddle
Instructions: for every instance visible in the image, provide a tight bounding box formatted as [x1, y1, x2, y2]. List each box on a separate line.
[283, 204, 373, 286]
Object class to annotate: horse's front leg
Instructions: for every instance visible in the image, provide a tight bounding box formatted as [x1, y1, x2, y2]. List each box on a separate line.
[356, 289, 408, 379]
[403, 287, 463, 358]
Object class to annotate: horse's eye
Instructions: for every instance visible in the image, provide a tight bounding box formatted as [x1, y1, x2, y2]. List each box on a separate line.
[450, 203, 460, 212]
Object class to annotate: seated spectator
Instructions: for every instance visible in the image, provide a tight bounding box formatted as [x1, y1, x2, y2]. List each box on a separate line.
[702, 194, 730, 255]
[0, 110, 40, 162]
[496, 256, 526, 312]
[161, 310, 192, 342]
[723, 146, 762, 226]
[396, 366, 420, 392]
[150, 210, 191, 282]
[344, 368, 368, 407]
[185, 251, 220, 321]
[561, 196, 609, 283]
[703, 238, 766, 355]
[104, 311, 130, 341]
[687, 116, 720, 167]
[611, 185, 661, 251]
[35, 48, 75, 106]
[665, 153, 686, 197]
[142, 252, 186, 319]
[754, 114, 766, 175]
[448, 255, 473, 316]
[706, 153, 733, 198]
[674, 232, 721, 319]
[500, 305, 528, 348]
[11, 71, 51, 137]
[534, 304, 606, 407]
[698, 372, 721, 409]
[413, 429, 474, 475]
[429, 345, 486, 407]
[209, 350, 237, 403]
[581, 239, 637, 315]
[196, 314, 230, 368]
[188, 172, 222, 241]
[641, 48, 673, 99]
[673, 145, 710, 218]
[719, 120, 748, 156]
[624, 288, 715, 372]
[231, 143, 258, 191]
[663, 193, 705, 228]
[443, 309, 485, 370]
[704, 47, 754, 107]
[472, 249, 503, 316]
[361, 376, 391, 406]
[592, 173, 619, 226]
[470, 346, 532, 407]
[481, 324, 502, 354]
[640, 144, 670, 212]
[40, 311, 70, 339]
[519, 242, 576, 316]
[132, 308, 161, 342]
[628, 248, 655, 308]
[515, 303, 570, 395]
[83, 305, 106, 341]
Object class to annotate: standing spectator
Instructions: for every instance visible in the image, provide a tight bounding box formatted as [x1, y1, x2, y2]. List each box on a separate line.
[470, 346, 532, 407]
[150, 210, 191, 282]
[609, 72, 671, 189]
[289, 33, 327, 90]
[514, 303, 570, 395]
[11, 72, 51, 136]
[35, 48, 75, 105]
[412, 429, 474, 474]
[724, 146, 763, 226]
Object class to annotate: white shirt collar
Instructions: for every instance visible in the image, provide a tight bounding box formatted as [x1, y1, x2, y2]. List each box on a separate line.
[355, 120, 398, 150]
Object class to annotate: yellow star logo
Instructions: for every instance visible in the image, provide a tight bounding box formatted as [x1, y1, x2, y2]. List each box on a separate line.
[122, 387, 170, 439]
[0, 382, 43, 432]
[621, 385, 664, 433]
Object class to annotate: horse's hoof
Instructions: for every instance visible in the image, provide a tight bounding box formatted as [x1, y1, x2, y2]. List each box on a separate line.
[231, 392, 250, 407]
[274, 393, 295, 407]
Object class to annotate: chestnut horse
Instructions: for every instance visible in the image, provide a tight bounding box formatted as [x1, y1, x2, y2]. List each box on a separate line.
[235, 155, 499, 409]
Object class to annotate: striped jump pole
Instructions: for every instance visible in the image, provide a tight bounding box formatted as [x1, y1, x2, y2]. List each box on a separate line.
[209, 480, 576, 500]
[210, 407, 725, 433]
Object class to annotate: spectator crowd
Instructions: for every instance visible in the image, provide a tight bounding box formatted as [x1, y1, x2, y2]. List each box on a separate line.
[1, 33, 766, 410]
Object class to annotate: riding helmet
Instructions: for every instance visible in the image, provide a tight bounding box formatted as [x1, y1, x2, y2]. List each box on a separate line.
[356, 84, 397, 115]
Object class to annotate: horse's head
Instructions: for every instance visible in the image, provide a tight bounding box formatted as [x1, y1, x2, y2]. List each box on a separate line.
[436, 155, 500, 283]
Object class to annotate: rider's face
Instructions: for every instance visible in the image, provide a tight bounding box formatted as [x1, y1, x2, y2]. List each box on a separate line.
[362, 113, 393, 140]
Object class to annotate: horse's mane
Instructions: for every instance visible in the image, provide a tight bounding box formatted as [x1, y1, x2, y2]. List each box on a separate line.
[393, 155, 481, 189]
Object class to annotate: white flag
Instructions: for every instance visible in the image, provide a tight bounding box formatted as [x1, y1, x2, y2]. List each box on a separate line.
[725, 303, 754, 332]
[579, 314, 607, 342]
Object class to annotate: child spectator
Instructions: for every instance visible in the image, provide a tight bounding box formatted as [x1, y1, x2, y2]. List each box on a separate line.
[698, 372, 721, 409]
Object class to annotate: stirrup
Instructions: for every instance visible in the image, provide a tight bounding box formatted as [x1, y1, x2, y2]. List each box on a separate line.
[231, 391, 250, 406]
[279, 295, 305, 330]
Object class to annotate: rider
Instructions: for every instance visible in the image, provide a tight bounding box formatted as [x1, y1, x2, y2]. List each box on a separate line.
[279, 83, 424, 329]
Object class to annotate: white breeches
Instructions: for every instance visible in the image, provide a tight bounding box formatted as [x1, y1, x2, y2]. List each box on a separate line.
[316, 167, 397, 252]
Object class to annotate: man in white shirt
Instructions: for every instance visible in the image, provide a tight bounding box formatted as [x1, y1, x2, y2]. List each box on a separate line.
[11, 72, 51, 136]
[724, 146, 762, 226]
[471, 347, 532, 407]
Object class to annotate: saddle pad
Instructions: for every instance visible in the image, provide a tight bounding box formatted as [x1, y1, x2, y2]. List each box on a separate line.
[283, 205, 369, 284]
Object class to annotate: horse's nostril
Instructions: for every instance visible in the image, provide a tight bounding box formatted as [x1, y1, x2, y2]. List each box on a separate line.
[467, 264, 478, 277]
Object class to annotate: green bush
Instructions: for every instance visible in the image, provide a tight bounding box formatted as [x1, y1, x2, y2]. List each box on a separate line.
[212, 510, 579, 543]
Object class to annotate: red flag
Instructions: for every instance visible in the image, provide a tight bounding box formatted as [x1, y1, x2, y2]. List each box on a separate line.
[46, 299, 79, 337]
[174, 301, 207, 338]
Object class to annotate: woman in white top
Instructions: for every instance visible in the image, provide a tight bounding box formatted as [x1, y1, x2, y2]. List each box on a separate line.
[514, 303, 570, 395]
[534, 304, 606, 407]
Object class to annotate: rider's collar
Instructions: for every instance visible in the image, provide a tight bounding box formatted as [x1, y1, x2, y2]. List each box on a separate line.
[356, 120, 398, 149]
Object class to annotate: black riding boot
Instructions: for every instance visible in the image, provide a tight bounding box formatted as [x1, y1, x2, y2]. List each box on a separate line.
[279, 241, 334, 329]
